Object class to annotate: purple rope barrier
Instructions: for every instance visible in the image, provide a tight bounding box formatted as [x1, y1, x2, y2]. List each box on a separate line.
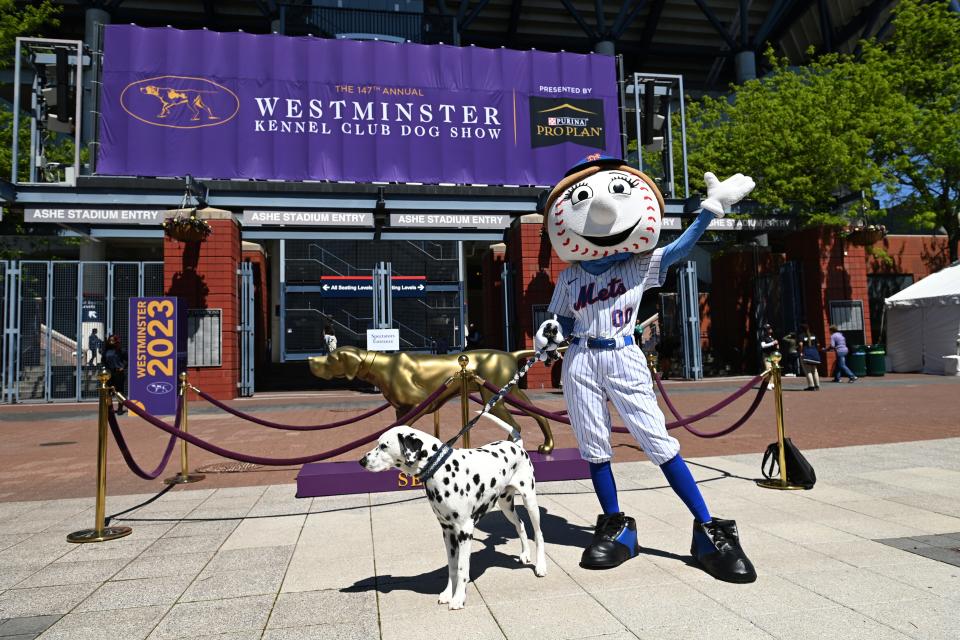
[469, 393, 526, 416]
[657, 374, 765, 430]
[606, 375, 766, 436]
[676, 381, 769, 438]
[468, 393, 569, 417]
[653, 373, 688, 422]
[107, 399, 182, 480]
[482, 374, 767, 436]
[117, 383, 451, 467]
[193, 388, 391, 431]
[479, 381, 572, 423]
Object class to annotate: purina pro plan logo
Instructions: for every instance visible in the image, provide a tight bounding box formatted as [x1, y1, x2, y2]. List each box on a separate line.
[529, 96, 605, 149]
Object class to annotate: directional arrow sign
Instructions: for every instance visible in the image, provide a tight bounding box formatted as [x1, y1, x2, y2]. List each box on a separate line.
[318, 275, 427, 298]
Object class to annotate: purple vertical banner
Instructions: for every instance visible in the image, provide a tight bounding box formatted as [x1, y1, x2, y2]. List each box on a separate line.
[96, 25, 621, 186]
[128, 297, 183, 416]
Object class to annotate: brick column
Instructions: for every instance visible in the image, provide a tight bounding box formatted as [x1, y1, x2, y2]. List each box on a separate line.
[785, 227, 872, 375]
[507, 214, 565, 389]
[163, 208, 241, 400]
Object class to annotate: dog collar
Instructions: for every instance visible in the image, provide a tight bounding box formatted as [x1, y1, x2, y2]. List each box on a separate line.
[416, 445, 454, 483]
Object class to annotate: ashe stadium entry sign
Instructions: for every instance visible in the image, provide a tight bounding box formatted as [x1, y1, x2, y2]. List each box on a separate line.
[97, 25, 620, 186]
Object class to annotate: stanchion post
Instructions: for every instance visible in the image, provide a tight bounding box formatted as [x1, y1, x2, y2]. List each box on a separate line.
[67, 370, 133, 543]
[756, 352, 806, 490]
[165, 372, 205, 485]
[458, 354, 471, 448]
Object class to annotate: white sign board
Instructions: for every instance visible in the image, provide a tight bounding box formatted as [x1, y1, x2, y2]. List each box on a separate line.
[25, 207, 168, 225]
[242, 210, 373, 227]
[366, 329, 400, 352]
[660, 216, 794, 231]
[390, 213, 512, 229]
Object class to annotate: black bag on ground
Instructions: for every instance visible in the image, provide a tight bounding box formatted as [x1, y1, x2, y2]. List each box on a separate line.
[762, 438, 816, 489]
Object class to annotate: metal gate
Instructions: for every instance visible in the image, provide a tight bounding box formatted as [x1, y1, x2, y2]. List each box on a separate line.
[1, 262, 17, 403]
[238, 261, 255, 397]
[678, 260, 703, 380]
[0, 261, 163, 403]
[754, 259, 805, 370]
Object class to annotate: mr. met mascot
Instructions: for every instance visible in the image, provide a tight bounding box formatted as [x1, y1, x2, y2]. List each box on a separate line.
[535, 154, 757, 582]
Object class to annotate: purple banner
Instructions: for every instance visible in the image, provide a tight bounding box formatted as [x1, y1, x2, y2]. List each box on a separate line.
[128, 297, 184, 416]
[97, 26, 620, 186]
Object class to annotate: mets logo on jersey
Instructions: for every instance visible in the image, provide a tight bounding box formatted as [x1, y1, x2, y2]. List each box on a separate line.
[573, 277, 627, 311]
[120, 76, 240, 129]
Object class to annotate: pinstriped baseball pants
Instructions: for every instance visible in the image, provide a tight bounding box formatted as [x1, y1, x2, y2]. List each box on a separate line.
[561, 343, 680, 465]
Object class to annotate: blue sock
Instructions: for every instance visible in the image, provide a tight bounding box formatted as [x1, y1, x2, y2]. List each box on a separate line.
[660, 455, 715, 556]
[588, 461, 620, 514]
[660, 454, 711, 523]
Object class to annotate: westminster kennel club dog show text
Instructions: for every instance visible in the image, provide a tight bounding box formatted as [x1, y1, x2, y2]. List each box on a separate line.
[97, 25, 621, 186]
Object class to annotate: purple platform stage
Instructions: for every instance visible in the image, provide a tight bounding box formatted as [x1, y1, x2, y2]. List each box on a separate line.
[296, 448, 590, 498]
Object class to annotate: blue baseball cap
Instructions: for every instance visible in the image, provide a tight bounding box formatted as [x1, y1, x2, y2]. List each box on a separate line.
[564, 153, 625, 177]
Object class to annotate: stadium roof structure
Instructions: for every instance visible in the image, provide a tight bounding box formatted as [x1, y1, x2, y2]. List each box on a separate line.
[44, 0, 899, 89]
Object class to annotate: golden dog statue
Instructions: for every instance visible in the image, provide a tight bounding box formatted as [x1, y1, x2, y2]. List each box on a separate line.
[309, 346, 555, 453]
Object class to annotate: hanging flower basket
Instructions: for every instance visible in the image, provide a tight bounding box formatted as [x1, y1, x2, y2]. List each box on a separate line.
[843, 224, 886, 246]
[162, 211, 212, 242]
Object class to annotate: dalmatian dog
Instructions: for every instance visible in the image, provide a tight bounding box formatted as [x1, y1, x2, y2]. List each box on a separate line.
[359, 413, 547, 610]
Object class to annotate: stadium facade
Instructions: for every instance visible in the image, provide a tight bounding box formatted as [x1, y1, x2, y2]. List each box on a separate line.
[1, 1, 948, 401]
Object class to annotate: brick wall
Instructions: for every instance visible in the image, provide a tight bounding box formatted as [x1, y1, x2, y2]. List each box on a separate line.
[866, 234, 950, 278]
[783, 227, 874, 375]
[507, 214, 566, 389]
[164, 210, 241, 400]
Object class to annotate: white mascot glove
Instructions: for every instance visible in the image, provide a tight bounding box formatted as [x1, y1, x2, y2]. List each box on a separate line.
[699, 172, 756, 218]
[534, 319, 564, 362]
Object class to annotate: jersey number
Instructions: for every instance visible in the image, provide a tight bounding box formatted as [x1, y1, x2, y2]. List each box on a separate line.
[611, 307, 634, 328]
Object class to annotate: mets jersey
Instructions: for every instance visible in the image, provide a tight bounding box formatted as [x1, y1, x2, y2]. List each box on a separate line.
[547, 248, 666, 339]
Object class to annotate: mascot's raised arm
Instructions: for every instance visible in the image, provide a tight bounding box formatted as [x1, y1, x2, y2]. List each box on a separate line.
[534, 154, 757, 583]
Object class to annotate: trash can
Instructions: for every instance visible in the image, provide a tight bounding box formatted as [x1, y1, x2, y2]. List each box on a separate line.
[943, 355, 960, 376]
[847, 345, 867, 378]
[866, 345, 886, 376]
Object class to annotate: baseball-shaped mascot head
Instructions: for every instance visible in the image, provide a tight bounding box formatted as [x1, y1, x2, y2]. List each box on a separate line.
[543, 154, 664, 263]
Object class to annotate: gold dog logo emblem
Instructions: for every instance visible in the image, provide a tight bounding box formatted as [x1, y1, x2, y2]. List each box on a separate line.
[120, 76, 239, 129]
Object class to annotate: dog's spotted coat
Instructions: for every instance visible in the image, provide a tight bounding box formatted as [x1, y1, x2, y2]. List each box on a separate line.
[360, 415, 546, 610]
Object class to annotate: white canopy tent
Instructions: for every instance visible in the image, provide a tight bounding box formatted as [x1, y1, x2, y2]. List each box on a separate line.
[885, 263, 960, 375]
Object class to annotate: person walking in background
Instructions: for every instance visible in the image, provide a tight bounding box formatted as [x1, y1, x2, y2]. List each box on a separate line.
[799, 323, 822, 391]
[828, 325, 857, 383]
[323, 325, 337, 354]
[760, 324, 779, 390]
[781, 330, 800, 376]
[87, 328, 103, 367]
[102, 334, 128, 414]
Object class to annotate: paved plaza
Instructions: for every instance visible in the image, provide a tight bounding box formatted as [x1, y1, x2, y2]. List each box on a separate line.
[1, 374, 959, 639]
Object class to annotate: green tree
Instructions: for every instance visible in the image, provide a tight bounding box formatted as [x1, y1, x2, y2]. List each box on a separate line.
[1, 0, 63, 183]
[684, 0, 960, 262]
[1, 0, 65, 257]
[871, 0, 960, 262]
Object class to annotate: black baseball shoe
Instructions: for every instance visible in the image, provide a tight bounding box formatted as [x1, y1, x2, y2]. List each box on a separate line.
[691, 519, 756, 583]
[580, 512, 639, 570]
